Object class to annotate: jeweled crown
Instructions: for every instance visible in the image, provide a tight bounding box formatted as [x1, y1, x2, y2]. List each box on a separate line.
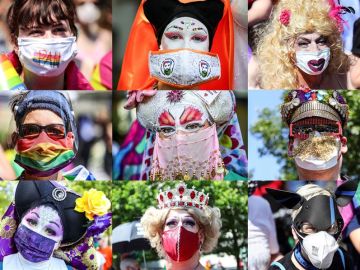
[157, 182, 209, 210]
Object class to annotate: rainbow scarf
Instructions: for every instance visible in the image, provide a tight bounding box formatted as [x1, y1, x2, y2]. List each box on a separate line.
[0, 54, 27, 90]
[15, 134, 75, 177]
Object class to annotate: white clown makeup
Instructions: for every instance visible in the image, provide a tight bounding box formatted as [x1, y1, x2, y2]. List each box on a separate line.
[294, 33, 331, 75]
[160, 17, 210, 51]
[21, 205, 64, 244]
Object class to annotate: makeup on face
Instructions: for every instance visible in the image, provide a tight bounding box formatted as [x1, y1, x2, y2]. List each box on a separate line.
[157, 105, 208, 136]
[161, 17, 210, 51]
[294, 33, 329, 52]
[164, 209, 199, 233]
[21, 205, 63, 243]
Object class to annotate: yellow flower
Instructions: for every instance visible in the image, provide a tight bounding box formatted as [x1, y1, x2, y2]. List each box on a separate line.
[75, 189, 111, 220]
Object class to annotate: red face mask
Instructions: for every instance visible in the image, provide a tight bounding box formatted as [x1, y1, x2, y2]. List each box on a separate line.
[162, 226, 200, 262]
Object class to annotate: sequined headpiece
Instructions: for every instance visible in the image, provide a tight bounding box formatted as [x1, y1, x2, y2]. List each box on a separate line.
[281, 90, 348, 127]
[137, 90, 234, 131]
[157, 182, 209, 210]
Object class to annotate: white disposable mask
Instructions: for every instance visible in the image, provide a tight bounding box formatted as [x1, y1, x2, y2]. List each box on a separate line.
[149, 49, 221, 88]
[17, 37, 77, 77]
[293, 134, 341, 171]
[302, 231, 339, 269]
[295, 48, 331, 75]
[76, 2, 101, 25]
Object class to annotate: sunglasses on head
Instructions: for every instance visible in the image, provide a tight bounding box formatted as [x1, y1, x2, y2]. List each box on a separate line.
[18, 124, 66, 139]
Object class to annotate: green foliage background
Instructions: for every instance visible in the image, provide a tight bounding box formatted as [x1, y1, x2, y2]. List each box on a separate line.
[112, 181, 248, 269]
[250, 90, 360, 180]
[0, 181, 112, 240]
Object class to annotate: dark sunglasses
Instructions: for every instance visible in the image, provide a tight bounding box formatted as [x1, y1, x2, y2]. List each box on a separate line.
[19, 124, 66, 139]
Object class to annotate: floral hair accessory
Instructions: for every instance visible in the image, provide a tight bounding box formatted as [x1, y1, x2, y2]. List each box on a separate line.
[279, 9, 291, 26]
[75, 189, 111, 221]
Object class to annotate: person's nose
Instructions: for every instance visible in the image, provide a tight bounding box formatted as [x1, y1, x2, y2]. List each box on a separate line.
[43, 30, 55, 39]
[183, 38, 192, 49]
[308, 41, 321, 52]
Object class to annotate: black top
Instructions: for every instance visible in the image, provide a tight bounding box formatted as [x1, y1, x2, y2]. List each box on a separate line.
[269, 248, 352, 270]
[353, 18, 360, 57]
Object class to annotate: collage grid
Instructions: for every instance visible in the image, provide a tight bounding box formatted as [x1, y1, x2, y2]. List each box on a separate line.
[0, 0, 359, 270]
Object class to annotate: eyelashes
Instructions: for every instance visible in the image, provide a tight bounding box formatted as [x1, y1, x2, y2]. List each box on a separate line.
[165, 218, 197, 227]
[165, 32, 183, 40]
[164, 32, 208, 42]
[26, 218, 38, 226]
[25, 217, 60, 237]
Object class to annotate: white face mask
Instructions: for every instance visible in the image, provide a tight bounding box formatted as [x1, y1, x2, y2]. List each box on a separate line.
[293, 134, 341, 171]
[161, 17, 210, 51]
[76, 2, 101, 25]
[302, 231, 339, 269]
[295, 48, 331, 75]
[149, 49, 221, 88]
[17, 37, 77, 77]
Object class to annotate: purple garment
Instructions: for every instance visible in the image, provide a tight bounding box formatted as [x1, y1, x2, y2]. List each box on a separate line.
[0, 203, 18, 261]
[14, 225, 56, 263]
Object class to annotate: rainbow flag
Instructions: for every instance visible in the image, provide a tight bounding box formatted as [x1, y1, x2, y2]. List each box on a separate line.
[0, 54, 27, 90]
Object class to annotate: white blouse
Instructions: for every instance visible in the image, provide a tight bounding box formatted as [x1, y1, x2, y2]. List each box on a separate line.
[3, 253, 68, 270]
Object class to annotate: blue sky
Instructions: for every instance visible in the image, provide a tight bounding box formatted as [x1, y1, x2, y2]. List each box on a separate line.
[248, 90, 284, 180]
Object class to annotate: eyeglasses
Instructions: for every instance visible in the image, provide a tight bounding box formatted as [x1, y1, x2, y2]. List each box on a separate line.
[19, 124, 66, 139]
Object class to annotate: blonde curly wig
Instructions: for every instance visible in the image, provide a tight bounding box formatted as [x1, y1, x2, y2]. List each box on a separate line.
[256, 0, 349, 89]
[140, 206, 222, 258]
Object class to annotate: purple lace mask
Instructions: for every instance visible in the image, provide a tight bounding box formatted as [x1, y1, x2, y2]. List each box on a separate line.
[14, 225, 56, 263]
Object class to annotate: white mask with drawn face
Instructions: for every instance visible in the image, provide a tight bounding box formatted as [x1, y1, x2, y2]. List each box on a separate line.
[160, 17, 210, 51]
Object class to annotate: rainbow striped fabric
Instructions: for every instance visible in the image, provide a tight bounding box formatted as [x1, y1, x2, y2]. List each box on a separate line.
[15, 136, 75, 175]
[0, 54, 27, 90]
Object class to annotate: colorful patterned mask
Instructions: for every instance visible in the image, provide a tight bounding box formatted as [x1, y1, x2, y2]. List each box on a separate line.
[14, 132, 75, 177]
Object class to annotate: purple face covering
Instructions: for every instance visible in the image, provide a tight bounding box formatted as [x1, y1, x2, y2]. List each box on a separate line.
[14, 225, 56, 263]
